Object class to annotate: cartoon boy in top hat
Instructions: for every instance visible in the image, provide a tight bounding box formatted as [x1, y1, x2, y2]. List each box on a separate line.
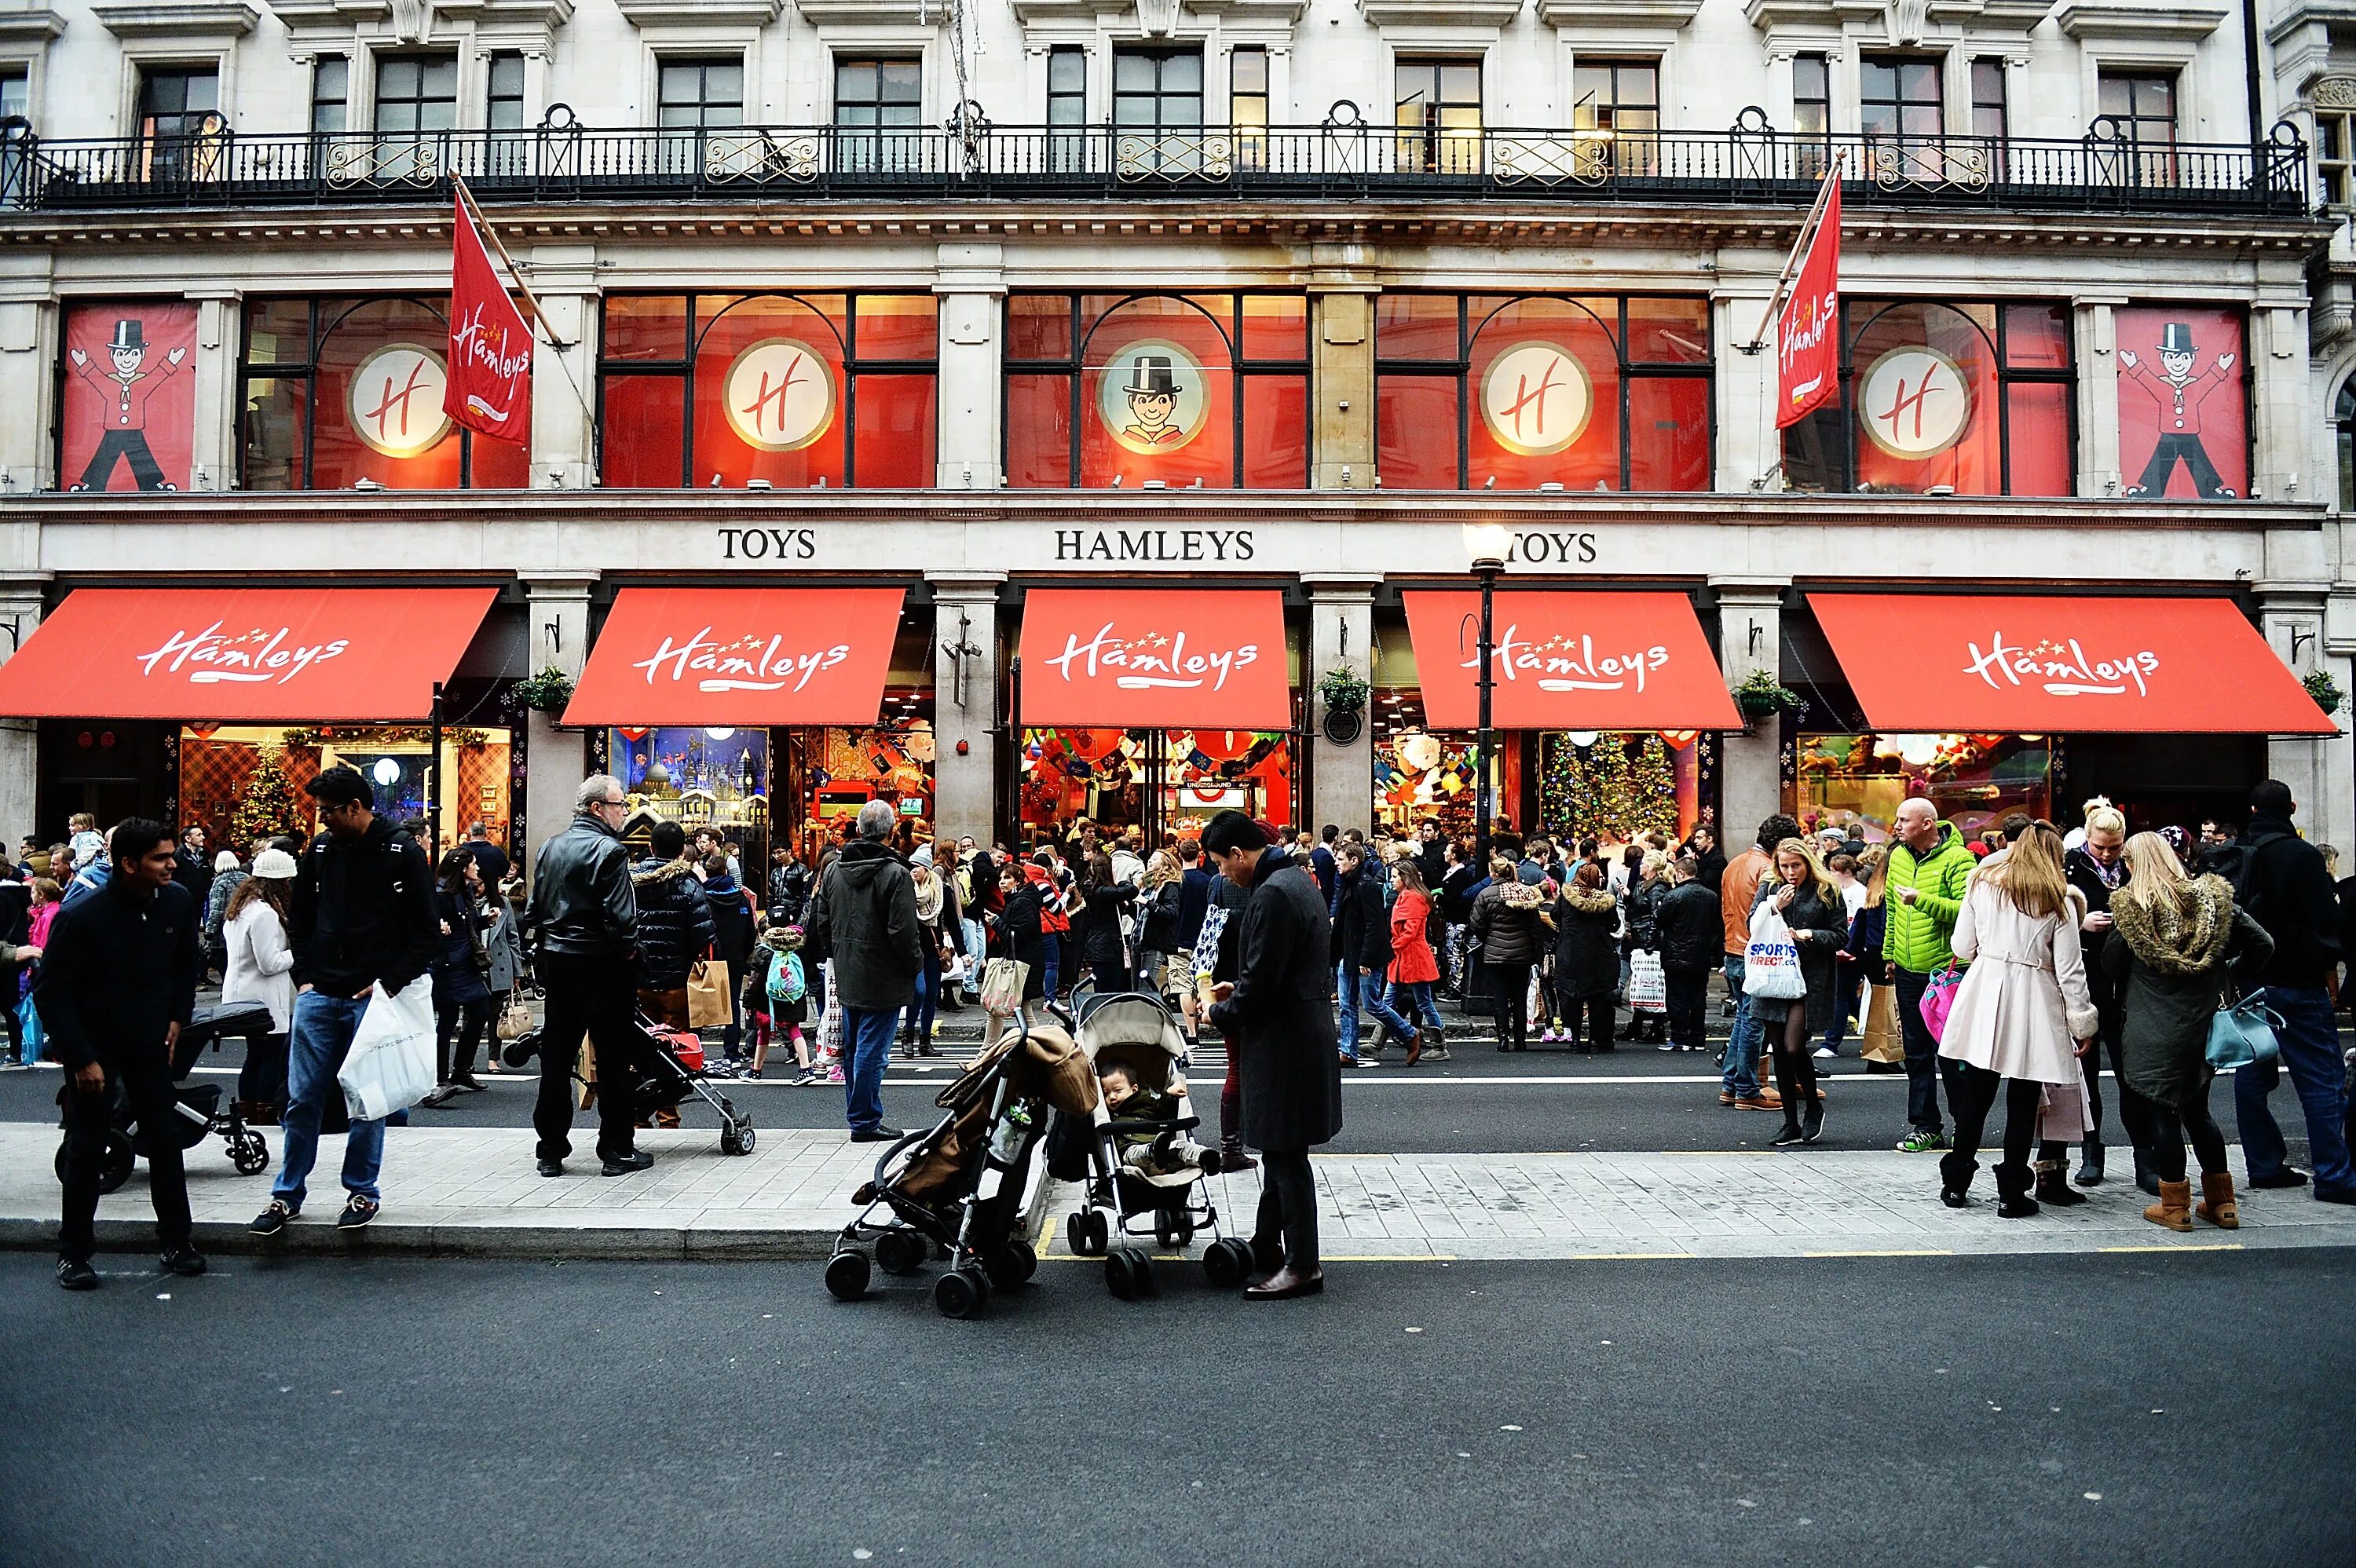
[1118, 354, 1190, 448]
[67, 316, 189, 492]
[2120, 319, 2239, 499]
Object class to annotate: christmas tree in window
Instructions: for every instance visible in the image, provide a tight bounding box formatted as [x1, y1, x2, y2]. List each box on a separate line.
[230, 745, 300, 847]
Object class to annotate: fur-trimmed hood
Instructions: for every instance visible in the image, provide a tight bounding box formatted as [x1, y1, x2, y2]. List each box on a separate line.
[1555, 884, 1617, 916]
[631, 856, 699, 890]
[2112, 873, 2236, 978]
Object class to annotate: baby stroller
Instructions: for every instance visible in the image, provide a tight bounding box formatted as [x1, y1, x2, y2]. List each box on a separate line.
[826, 1011, 1098, 1319]
[1054, 991, 1251, 1299]
[53, 1000, 276, 1195]
[503, 1011, 755, 1156]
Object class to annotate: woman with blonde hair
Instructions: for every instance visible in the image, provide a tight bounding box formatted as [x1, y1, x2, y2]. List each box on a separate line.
[2101, 832, 2271, 1230]
[1748, 837, 1851, 1145]
[1133, 848, 1185, 996]
[1935, 824, 2099, 1215]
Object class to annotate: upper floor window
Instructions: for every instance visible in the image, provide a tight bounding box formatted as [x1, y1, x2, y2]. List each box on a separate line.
[1376, 294, 1712, 492]
[2336, 373, 2356, 510]
[487, 51, 527, 133]
[1114, 47, 1202, 135]
[309, 56, 348, 136]
[598, 293, 938, 488]
[1780, 299, 2073, 497]
[1571, 58, 1658, 175]
[1231, 45, 1268, 168]
[137, 66, 220, 180]
[835, 57, 920, 172]
[1396, 58, 1480, 174]
[2098, 70, 2175, 148]
[2, 65, 31, 124]
[1968, 57, 2007, 140]
[1005, 292, 1309, 489]
[2318, 104, 2354, 208]
[1047, 46, 1087, 170]
[660, 57, 744, 130]
[1792, 53, 1829, 137]
[1860, 54, 1941, 140]
[375, 55, 457, 135]
[240, 296, 528, 492]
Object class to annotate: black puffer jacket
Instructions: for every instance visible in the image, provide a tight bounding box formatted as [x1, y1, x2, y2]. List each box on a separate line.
[1551, 884, 1621, 996]
[1470, 878, 1549, 966]
[631, 857, 715, 989]
[1623, 874, 1668, 952]
[1655, 879, 1722, 971]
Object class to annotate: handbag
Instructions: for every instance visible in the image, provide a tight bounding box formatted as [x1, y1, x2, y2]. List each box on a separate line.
[686, 953, 732, 1030]
[1860, 982, 1904, 1064]
[1918, 961, 1964, 1044]
[1742, 904, 1807, 1001]
[495, 1000, 533, 1042]
[1626, 948, 1666, 1013]
[980, 956, 1030, 1015]
[2204, 989, 2284, 1072]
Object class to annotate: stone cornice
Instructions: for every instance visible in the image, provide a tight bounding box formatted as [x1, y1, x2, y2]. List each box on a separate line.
[0, 7, 68, 42]
[1535, 0, 1703, 27]
[90, 1, 258, 39]
[2053, 0, 2226, 41]
[613, 0, 780, 24]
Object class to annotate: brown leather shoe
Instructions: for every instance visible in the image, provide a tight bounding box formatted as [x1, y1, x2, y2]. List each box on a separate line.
[1733, 1095, 1778, 1111]
[1719, 1091, 1736, 1106]
[1242, 1264, 1325, 1299]
[1404, 1028, 1426, 1069]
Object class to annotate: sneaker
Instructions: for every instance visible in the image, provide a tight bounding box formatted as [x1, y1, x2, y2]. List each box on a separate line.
[57, 1257, 99, 1291]
[1813, 1047, 1835, 1059]
[1897, 1130, 1951, 1153]
[159, 1246, 207, 1277]
[792, 1070, 821, 1087]
[1354, 1054, 1383, 1069]
[250, 1199, 297, 1235]
[1657, 1041, 1678, 1052]
[336, 1195, 380, 1230]
[825, 1068, 846, 1084]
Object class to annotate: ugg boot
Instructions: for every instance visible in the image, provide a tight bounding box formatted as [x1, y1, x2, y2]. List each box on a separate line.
[1219, 1136, 1258, 1174]
[1938, 1151, 1979, 1208]
[2035, 1158, 2088, 1207]
[2194, 1170, 2240, 1230]
[1993, 1160, 2040, 1219]
[2143, 1179, 2193, 1232]
[2075, 1139, 2105, 1186]
[1422, 1026, 1451, 1063]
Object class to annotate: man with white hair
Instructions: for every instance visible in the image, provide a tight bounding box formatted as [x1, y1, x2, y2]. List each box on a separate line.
[524, 774, 646, 1178]
[805, 799, 925, 1142]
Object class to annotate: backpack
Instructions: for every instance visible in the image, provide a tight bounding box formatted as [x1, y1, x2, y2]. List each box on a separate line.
[765, 948, 807, 1005]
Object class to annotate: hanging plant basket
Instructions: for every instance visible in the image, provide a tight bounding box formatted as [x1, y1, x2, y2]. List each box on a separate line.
[1318, 665, 1370, 715]
[1731, 670, 1805, 727]
[2303, 668, 2345, 718]
[514, 665, 577, 716]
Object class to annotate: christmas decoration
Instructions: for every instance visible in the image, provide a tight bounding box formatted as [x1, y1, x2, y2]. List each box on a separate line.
[1540, 732, 1681, 845]
[230, 744, 301, 846]
[1624, 734, 1680, 842]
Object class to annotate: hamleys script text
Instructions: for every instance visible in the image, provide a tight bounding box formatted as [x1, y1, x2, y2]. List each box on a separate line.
[1465, 627, 1670, 693]
[136, 623, 349, 685]
[634, 629, 852, 693]
[1963, 633, 2160, 697]
[1044, 623, 1258, 692]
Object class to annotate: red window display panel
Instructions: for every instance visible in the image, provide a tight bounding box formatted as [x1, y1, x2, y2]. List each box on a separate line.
[1402, 590, 1741, 731]
[60, 301, 196, 493]
[311, 298, 522, 490]
[1008, 294, 1075, 361]
[854, 375, 938, 487]
[2114, 305, 2247, 501]
[601, 376, 688, 488]
[852, 294, 939, 360]
[1623, 297, 1712, 365]
[690, 295, 851, 488]
[1627, 376, 1710, 492]
[603, 294, 690, 362]
[1006, 374, 1074, 487]
[1374, 293, 1460, 364]
[1848, 302, 2002, 495]
[1377, 375, 1458, 489]
[1243, 294, 1308, 361]
[2003, 382, 2073, 496]
[1464, 300, 1623, 491]
[1077, 299, 1238, 489]
[1241, 376, 1308, 488]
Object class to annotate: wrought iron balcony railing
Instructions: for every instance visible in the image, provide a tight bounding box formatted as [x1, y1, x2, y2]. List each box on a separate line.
[0, 106, 2312, 217]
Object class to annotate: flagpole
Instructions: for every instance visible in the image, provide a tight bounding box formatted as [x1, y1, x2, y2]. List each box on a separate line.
[451, 174, 602, 477]
[1740, 148, 1844, 354]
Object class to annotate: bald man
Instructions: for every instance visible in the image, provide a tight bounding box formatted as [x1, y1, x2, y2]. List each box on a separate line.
[1882, 799, 1977, 1153]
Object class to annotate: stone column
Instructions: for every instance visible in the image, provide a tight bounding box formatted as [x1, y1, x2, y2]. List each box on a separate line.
[2260, 584, 2353, 850]
[935, 243, 1004, 490]
[186, 288, 240, 491]
[0, 576, 47, 830]
[929, 574, 1004, 847]
[519, 574, 595, 875]
[525, 250, 599, 490]
[1306, 575, 1378, 830]
[1310, 244, 1374, 491]
[1714, 291, 1776, 493]
[2251, 302, 2310, 503]
[1712, 579, 1787, 842]
[2075, 298, 2123, 495]
[0, 294, 53, 492]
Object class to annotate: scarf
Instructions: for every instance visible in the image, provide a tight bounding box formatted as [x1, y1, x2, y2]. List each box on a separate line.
[2110, 873, 2234, 978]
[913, 872, 944, 924]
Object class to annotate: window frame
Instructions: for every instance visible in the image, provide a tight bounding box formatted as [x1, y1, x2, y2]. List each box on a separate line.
[1967, 57, 2007, 142]
[2318, 106, 2355, 209]
[832, 55, 923, 172]
[1394, 56, 1483, 174]
[309, 54, 349, 137]
[1110, 44, 1204, 138]
[1230, 44, 1268, 168]
[656, 54, 745, 130]
[371, 53, 459, 136]
[486, 49, 526, 132]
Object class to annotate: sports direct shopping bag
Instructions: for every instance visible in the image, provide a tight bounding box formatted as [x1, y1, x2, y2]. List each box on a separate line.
[1742, 904, 1807, 1001]
[1626, 949, 1667, 1014]
[337, 978, 438, 1121]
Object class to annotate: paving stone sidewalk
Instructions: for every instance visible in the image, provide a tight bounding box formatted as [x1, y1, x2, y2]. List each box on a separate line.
[1038, 1150, 2356, 1262]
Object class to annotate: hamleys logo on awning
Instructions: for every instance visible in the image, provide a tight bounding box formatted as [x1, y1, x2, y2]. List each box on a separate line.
[136, 623, 350, 685]
[1964, 633, 2160, 697]
[633, 628, 852, 693]
[1465, 627, 1670, 693]
[1044, 623, 1260, 693]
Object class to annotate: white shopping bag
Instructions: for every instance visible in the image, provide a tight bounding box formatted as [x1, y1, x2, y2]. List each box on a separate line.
[1742, 904, 1808, 1001]
[336, 977, 439, 1121]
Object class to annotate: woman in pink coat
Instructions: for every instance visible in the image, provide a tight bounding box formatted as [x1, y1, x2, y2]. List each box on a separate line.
[1935, 824, 2100, 1217]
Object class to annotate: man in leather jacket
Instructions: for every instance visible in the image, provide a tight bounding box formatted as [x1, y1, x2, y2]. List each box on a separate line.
[525, 774, 648, 1178]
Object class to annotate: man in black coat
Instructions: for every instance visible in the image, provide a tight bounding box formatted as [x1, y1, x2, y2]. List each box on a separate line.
[1205, 811, 1341, 1300]
[2054, 806, 2157, 1191]
[42, 820, 203, 1289]
[171, 821, 213, 909]
[2226, 780, 2354, 1201]
[528, 774, 649, 1178]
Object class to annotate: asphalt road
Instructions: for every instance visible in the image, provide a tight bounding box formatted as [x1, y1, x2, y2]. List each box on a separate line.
[4, 1248, 2347, 1567]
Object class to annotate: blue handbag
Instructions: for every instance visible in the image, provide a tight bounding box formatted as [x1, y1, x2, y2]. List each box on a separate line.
[2204, 989, 2283, 1073]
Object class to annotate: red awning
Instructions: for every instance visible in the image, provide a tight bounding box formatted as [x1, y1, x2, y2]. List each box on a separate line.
[1019, 588, 1291, 729]
[1808, 594, 2336, 734]
[0, 587, 496, 722]
[1401, 590, 1740, 730]
[562, 587, 905, 726]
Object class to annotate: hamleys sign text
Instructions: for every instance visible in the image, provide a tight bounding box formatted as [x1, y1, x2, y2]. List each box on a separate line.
[1044, 623, 1259, 693]
[634, 629, 853, 693]
[1964, 633, 2160, 698]
[137, 623, 351, 685]
[1469, 627, 1670, 693]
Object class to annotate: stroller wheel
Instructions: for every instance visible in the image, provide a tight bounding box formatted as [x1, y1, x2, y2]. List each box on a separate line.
[875, 1230, 927, 1277]
[986, 1239, 1037, 1292]
[935, 1266, 992, 1319]
[719, 1116, 755, 1157]
[1154, 1210, 1194, 1248]
[229, 1131, 271, 1176]
[823, 1250, 871, 1302]
[1107, 1246, 1156, 1300]
[57, 1130, 137, 1196]
[1066, 1210, 1104, 1257]
[1202, 1237, 1251, 1288]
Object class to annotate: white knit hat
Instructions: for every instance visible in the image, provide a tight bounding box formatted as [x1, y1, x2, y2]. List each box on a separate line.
[251, 848, 298, 880]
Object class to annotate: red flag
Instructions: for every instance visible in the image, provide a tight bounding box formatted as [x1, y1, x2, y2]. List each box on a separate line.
[444, 196, 532, 443]
[1775, 176, 1840, 429]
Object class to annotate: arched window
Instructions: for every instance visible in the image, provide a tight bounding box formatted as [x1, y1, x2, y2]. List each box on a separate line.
[2336, 373, 2356, 511]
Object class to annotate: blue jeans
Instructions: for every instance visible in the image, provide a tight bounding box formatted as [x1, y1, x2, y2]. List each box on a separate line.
[841, 1005, 900, 1134]
[1719, 955, 1761, 1097]
[2234, 985, 2355, 1194]
[902, 957, 938, 1041]
[1821, 966, 1863, 1054]
[1388, 979, 1443, 1030]
[273, 991, 384, 1208]
[1337, 964, 1414, 1057]
[1039, 937, 1062, 1003]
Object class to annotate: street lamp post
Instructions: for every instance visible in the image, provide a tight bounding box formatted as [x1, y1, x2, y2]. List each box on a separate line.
[1462, 522, 1510, 867]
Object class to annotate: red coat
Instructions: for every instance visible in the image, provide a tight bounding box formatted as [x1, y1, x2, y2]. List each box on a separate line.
[1388, 887, 1440, 984]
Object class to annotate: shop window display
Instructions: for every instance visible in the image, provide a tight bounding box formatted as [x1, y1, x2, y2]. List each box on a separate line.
[1794, 732, 2052, 842]
[1374, 293, 1711, 491]
[58, 301, 197, 493]
[1019, 727, 1292, 846]
[596, 293, 938, 488]
[240, 297, 529, 490]
[176, 722, 514, 853]
[1537, 731, 1701, 846]
[1004, 293, 1310, 489]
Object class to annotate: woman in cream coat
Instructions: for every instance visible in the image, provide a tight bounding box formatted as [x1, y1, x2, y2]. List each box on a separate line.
[220, 847, 299, 1122]
[1936, 823, 2100, 1217]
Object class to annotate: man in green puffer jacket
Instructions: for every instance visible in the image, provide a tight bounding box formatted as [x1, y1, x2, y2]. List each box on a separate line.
[1881, 799, 1977, 1153]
